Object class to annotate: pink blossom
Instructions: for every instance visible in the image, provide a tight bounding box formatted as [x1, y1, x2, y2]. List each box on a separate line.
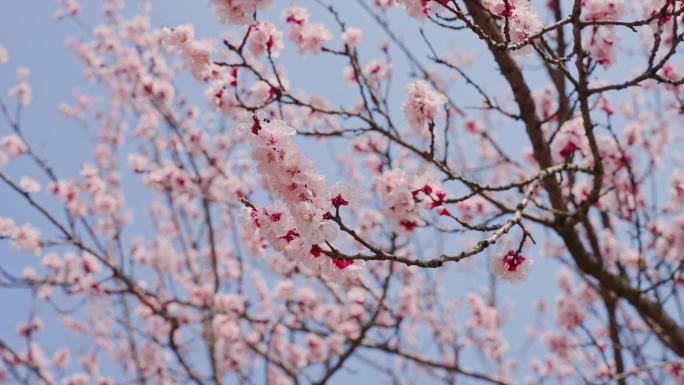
[541, 331, 577, 361]
[377, 173, 447, 232]
[283, 6, 332, 55]
[0, 217, 15, 237]
[555, 266, 574, 292]
[480, 1, 543, 51]
[21, 266, 37, 280]
[456, 196, 489, 222]
[127, 153, 148, 173]
[341, 27, 363, 48]
[489, 250, 534, 283]
[401, 80, 447, 133]
[0, 134, 27, 159]
[245, 118, 362, 278]
[583, 0, 625, 21]
[19, 176, 41, 193]
[374, 169, 422, 235]
[291, 201, 338, 244]
[20, 342, 47, 368]
[247, 21, 284, 58]
[344, 59, 394, 87]
[161, 23, 195, 48]
[162, 25, 216, 80]
[282, 5, 309, 25]
[642, 0, 683, 22]
[182, 39, 216, 80]
[249, 80, 275, 105]
[48, 180, 80, 202]
[396, 0, 444, 21]
[533, 85, 558, 120]
[660, 64, 683, 93]
[41, 252, 63, 270]
[551, 117, 590, 161]
[292, 23, 332, 55]
[508, 4, 543, 48]
[10, 223, 42, 256]
[555, 295, 586, 330]
[214, 293, 245, 315]
[287, 344, 308, 369]
[585, 26, 619, 67]
[362, 59, 393, 86]
[81, 252, 101, 274]
[9, 67, 32, 105]
[305, 333, 327, 362]
[670, 360, 684, 385]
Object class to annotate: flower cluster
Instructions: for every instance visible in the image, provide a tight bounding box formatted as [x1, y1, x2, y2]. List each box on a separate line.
[650, 215, 684, 263]
[161, 24, 216, 80]
[374, 169, 447, 235]
[642, 0, 682, 20]
[204, 68, 243, 118]
[247, 21, 284, 58]
[554, 267, 596, 330]
[598, 229, 640, 268]
[248, 119, 331, 234]
[551, 117, 590, 161]
[244, 118, 361, 279]
[585, 26, 619, 67]
[282, 5, 333, 55]
[80, 163, 124, 219]
[533, 84, 558, 120]
[583, 0, 625, 21]
[246, 206, 357, 280]
[506, 2, 543, 46]
[466, 292, 510, 358]
[48, 179, 87, 219]
[480, 0, 543, 50]
[2, 219, 43, 256]
[540, 331, 578, 362]
[401, 80, 447, 134]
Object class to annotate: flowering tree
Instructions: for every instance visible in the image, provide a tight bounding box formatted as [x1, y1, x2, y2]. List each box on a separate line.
[1, 0, 684, 384]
